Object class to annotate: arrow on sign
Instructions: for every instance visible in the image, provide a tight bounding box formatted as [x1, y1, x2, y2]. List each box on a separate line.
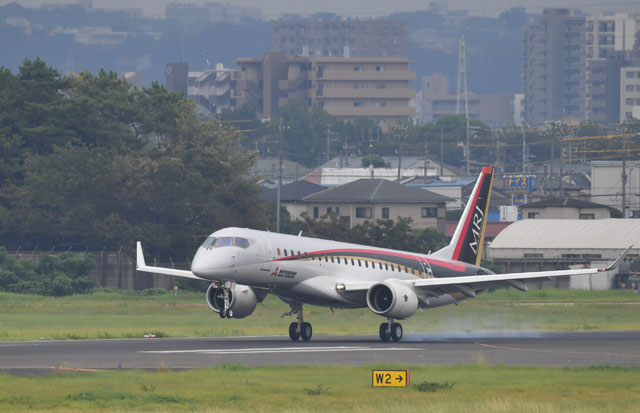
[396, 375, 403, 383]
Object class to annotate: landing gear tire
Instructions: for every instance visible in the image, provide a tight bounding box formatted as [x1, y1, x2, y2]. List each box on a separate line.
[379, 323, 391, 342]
[301, 322, 312, 341]
[219, 311, 226, 319]
[289, 321, 300, 341]
[390, 323, 403, 342]
[289, 322, 300, 341]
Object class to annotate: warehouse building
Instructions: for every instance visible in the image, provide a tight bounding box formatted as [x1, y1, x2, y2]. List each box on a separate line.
[486, 219, 640, 289]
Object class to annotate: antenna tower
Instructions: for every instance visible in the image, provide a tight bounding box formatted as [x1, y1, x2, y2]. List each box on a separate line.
[456, 35, 470, 174]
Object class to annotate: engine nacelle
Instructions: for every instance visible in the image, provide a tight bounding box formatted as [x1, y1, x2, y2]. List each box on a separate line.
[366, 280, 418, 320]
[206, 283, 257, 319]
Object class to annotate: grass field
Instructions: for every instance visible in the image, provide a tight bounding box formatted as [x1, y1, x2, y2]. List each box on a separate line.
[1, 364, 640, 412]
[0, 288, 639, 341]
[1, 290, 640, 411]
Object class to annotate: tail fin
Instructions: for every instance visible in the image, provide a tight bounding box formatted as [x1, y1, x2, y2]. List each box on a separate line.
[432, 166, 495, 265]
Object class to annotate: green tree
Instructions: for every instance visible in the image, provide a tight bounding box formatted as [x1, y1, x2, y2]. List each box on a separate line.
[361, 154, 390, 168]
[65, 69, 142, 149]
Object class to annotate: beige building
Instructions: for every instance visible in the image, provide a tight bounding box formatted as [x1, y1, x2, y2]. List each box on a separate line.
[520, 197, 611, 220]
[234, 53, 415, 129]
[272, 20, 407, 58]
[303, 179, 450, 231]
[416, 72, 515, 128]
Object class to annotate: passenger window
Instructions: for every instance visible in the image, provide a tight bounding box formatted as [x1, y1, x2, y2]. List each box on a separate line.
[397, 265, 401, 272]
[358, 260, 362, 267]
[331, 256, 334, 263]
[277, 248, 281, 256]
[351, 259, 355, 265]
[284, 249, 288, 256]
[297, 251, 301, 257]
[337, 257, 341, 264]
[379, 262, 383, 270]
[365, 261, 368, 268]
[385, 264, 388, 270]
[391, 265, 395, 272]
[325, 255, 328, 262]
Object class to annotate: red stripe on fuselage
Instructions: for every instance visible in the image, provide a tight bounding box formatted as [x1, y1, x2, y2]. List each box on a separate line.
[451, 172, 486, 261]
[272, 248, 467, 272]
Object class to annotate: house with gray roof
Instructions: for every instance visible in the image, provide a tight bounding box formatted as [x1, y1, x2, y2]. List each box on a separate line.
[259, 180, 327, 219]
[520, 197, 611, 220]
[303, 179, 451, 231]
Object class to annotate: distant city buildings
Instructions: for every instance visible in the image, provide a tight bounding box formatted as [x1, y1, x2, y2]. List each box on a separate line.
[234, 53, 415, 129]
[272, 20, 407, 58]
[523, 8, 586, 126]
[416, 72, 516, 128]
[165, 2, 262, 26]
[523, 8, 640, 126]
[164, 62, 235, 119]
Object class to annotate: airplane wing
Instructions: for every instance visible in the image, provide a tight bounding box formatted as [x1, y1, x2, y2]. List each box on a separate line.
[136, 242, 207, 280]
[340, 245, 632, 293]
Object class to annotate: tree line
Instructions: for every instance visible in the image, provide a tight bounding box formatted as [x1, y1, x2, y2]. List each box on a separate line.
[0, 59, 450, 267]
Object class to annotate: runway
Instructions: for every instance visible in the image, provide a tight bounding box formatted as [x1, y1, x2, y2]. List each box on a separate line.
[1, 331, 640, 374]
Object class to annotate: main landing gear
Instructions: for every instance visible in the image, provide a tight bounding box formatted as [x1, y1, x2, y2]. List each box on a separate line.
[379, 318, 403, 342]
[282, 302, 312, 341]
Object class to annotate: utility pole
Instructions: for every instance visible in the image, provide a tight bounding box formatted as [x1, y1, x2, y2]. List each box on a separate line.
[440, 128, 444, 177]
[622, 132, 628, 218]
[495, 131, 500, 174]
[325, 126, 337, 163]
[456, 35, 470, 175]
[393, 123, 408, 181]
[423, 138, 429, 184]
[521, 125, 527, 174]
[367, 128, 379, 179]
[276, 118, 285, 233]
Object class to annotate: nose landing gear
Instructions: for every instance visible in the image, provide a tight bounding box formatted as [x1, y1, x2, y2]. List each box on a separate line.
[379, 318, 403, 342]
[282, 302, 312, 341]
[217, 288, 233, 318]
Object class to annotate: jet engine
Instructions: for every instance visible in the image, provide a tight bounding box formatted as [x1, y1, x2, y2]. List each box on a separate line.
[366, 280, 418, 319]
[206, 283, 257, 319]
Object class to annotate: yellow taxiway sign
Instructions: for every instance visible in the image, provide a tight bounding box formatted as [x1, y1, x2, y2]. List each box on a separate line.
[372, 370, 409, 387]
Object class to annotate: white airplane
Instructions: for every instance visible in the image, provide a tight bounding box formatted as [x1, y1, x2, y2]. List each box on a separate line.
[136, 166, 631, 342]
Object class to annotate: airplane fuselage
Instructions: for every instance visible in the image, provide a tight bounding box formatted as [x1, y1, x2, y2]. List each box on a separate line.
[190, 227, 490, 309]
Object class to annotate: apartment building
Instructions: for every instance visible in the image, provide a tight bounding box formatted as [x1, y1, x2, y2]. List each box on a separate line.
[272, 20, 407, 58]
[416, 72, 515, 128]
[621, 66, 640, 121]
[586, 13, 640, 123]
[234, 53, 415, 129]
[523, 9, 586, 126]
[165, 62, 235, 119]
[187, 64, 235, 119]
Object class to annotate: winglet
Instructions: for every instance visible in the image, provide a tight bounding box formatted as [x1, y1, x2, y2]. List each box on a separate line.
[600, 245, 633, 272]
[136, 241, 146, 268]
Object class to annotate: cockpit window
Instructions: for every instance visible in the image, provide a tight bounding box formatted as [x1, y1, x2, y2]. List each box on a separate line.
[201, 237, 216, 248]
[234, 237, 251, 249]
[213, 237, 234, 247]
[202, 236, 252, 249]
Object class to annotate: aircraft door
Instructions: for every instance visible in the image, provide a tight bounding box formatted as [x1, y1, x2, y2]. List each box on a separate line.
[258, 235, 272, 272]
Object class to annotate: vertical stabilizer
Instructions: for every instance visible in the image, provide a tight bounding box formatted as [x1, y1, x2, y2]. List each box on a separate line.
[432, 166, 495, 265]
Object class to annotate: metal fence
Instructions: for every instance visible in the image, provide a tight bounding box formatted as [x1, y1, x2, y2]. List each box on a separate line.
[10, 250, 190, 291]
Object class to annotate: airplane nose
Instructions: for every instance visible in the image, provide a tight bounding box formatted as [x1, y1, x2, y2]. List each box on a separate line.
[190, 247, 235, 277]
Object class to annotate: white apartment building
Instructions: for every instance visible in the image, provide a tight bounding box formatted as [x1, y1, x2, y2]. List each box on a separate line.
[620, 67, 640, 121]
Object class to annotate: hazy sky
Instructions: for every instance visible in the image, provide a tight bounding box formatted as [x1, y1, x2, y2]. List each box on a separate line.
[2, 0, 640, 18]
